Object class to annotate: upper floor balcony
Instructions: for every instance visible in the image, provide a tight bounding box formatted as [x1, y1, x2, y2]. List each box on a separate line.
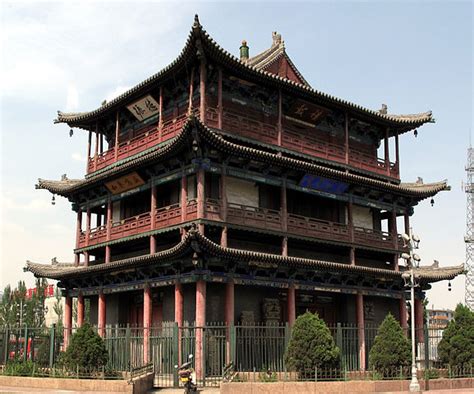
[77, 198, 403, 252]
[85, 107, 399, 180]
[205, 107, 399, 179]
[87, 114, 188, 174]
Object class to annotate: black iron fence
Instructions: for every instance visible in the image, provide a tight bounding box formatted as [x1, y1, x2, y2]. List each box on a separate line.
[0, 323, 471, 387]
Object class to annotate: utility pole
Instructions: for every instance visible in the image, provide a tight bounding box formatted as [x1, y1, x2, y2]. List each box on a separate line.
[464, 146, 474, 311]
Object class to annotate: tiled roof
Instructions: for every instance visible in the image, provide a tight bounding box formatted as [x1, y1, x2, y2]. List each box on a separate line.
[37, 116, 450, 200]
[55, 15, 432, 132]
[25, 229, 464, 284]
[246, 32, 311, 87]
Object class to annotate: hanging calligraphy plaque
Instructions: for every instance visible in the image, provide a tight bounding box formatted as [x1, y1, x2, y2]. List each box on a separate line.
[126, 95, 159, 121]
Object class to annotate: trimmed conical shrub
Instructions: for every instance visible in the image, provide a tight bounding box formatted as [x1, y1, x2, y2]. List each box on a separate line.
[438, 303, 474, 367]
[284, 311, 340, 377]
[62, 323, 108, 370]
[369, 313, 411, 372]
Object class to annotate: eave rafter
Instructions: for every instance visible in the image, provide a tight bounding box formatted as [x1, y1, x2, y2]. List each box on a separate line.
[55, 16, 433, 135]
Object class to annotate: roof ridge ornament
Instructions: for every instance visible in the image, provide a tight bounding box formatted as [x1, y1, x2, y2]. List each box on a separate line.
[193, 14, 201, 29]
[240, 40, 249, 61]
[272, 31, 283, 47]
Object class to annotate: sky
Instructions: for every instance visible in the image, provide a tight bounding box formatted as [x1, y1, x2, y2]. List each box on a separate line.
[0, 1, 472, 310]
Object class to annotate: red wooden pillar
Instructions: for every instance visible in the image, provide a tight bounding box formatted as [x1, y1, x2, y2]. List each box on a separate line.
[114, 112, 120, 161]
[395, 131, 400, 175]
[217, 68, 223, 129]
[180, 175, 188, 239]
[105, 200, 112, 263]
[348, 200, 354, 242]
[75, 210, 82, 258]
[220, 169, 228, 247]
[143, 286, 152, 364]
[277, 89, 283, 146]
[98, 292, 106, 338]
[287, 284, 296, 327]
[399, 296, 408, 335]
[199, 60, 206, 123]
[63, 294, 72, 350]
[195, 280, 206, 381]
[150, 185, 157, 253]
[85, 208, 91, 247]
[77, 292, 84, 328]
[158, 86, 163, 142]
[391, 209, 398, 249]
[344, 112, 349, 165]
[197, 169, 205, 233]
[86, 130, 92, 173]
[94, 128, 99, 172]
[281, 179, 288, 256]
[384, 128, 390, 176]
[415, 297, 424, 343]
[225, 280, 234, 363]
[356, 293, 366, 370]
[175, 282, 183, 363]
[84, 251, 90, 267]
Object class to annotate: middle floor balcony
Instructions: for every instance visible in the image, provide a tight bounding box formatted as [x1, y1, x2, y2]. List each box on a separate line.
[78, 198, 403, 252]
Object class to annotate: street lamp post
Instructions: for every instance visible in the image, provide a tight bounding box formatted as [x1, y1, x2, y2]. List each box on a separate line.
[401, 227, 421, 393]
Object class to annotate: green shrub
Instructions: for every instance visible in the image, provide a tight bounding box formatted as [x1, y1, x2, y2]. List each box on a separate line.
[258, 369, 277, 382]
[61, 323, 108, 370]
[438, 304, 474, 368]
[4, 359, 37, 376]
[368, 313, 411, 373]
[284, 312, 340, 377]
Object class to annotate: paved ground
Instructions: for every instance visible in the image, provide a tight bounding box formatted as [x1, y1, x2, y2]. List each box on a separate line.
[0, 386, 472, 393]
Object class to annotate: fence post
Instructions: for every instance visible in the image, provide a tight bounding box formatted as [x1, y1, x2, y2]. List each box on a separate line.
[23, 325, 28, 362]
[172, 323, 179, 388]
[336, 323, 343, 367]
[230, 323, 235, 364]
[423, 323, 429, 371]
[202, 326, 206, 387]
[125, 324, 130, 370]
[49, 324, 56, 368]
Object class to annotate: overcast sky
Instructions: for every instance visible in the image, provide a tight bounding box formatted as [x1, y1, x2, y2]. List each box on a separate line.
[0, 1, 472, 309]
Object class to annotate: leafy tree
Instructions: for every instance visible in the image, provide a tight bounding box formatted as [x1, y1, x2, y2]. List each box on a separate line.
[369, 313, 411, 372]
[438, 304, 474, 367]
[62, 323, 108, 370]
[284, 312, 340, 377]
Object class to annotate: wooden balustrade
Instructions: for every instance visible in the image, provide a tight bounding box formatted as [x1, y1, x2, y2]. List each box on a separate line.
[77, 198, 401, 251]
[226, 202, 282, 231]
[87, 115, 187, 173]
[287, 213, 350, 243]
[205, 106, 398, 179]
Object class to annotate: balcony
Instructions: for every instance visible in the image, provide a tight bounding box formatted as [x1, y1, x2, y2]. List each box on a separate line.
[78, 198, 401, 252]
[87, 115, 188, 174]
[205, 107, 399, 179]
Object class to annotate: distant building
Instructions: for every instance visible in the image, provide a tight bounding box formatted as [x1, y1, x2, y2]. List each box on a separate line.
[427, 308, 454, 329]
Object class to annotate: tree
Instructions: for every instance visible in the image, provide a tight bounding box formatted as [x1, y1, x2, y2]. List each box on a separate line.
[369, 313, 411, 372]
[284, 312, 340, 377]
[62, 323, 108, 370]
[53, 286, 63, 335]
[438, 304, 474, 367]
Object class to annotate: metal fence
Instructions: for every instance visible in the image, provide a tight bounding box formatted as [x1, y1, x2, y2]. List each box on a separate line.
[0, 322, 464, 387]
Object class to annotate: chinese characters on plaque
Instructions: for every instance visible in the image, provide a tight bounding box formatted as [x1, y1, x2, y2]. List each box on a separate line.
[287, 99, 326, 124]
[126, 95, 159, 121]
[105, 172, 145, 194]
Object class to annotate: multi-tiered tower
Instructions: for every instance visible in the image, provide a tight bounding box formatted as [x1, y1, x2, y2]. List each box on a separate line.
[26, 17, 463, 376]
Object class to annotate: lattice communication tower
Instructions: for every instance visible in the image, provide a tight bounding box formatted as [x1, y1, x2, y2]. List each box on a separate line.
[465, 146, 474, 310]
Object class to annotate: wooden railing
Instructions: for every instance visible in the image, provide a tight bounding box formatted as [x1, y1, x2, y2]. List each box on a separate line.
[205, 106, 399, 179]
[78, 199, 401, 251]
[287, 213, 350, 243]
[87, 115, 187, 173]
